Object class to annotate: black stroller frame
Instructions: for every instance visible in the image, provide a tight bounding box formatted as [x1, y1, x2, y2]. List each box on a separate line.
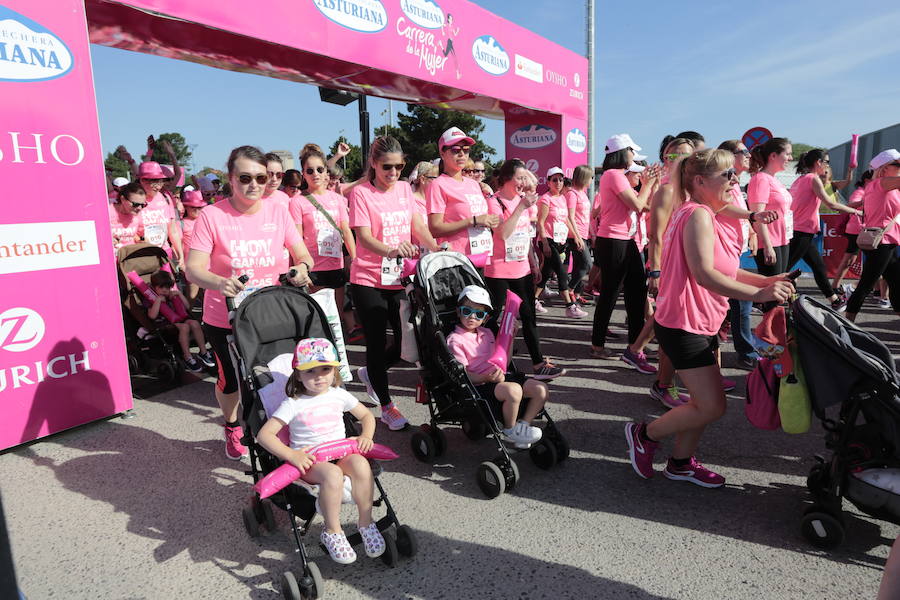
[227, 284, 416, 600]
[403, 252, 569, 499]
[790, 295, 900, 549]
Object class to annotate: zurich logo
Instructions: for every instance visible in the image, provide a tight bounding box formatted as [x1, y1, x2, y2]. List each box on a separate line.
[510, 125, 557, 149]
[472, 35, 509, 76]
[313, 0, 387, 33]
[400, 0, 444, 29]
[0, 307, 46, 353]
[566, 128, 587, 154]
[0, 6, 74, 82]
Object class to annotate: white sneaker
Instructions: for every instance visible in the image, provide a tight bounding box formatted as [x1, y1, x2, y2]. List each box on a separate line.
[534, 299, 548, 314]
[541, 287, 559, 299]
[879, 299, 891, 309]
[357, 367, 381, 405]
[502, 420, 543, 447]
[380, 404, 408, 431]
[565, 304, 587, 318]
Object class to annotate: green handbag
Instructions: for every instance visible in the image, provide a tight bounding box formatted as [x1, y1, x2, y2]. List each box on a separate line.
[778, 339, 811, 434]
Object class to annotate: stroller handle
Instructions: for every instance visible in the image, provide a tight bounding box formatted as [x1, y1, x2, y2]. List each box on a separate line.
[224, 274, 250, 313]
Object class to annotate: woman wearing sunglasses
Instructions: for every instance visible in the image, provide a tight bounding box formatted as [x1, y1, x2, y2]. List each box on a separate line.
[186, 145, 314, 461]
[109, 182, 146, 253]
[349, 135, 440, 431]
[411, 160, 438, 216]
[138, 159, 184, 265]
[625, 149, 794, 488]
[786, 149, 861, 310]
[565, 165, 595, 305]
[427, 127, 499, 258]
[845, 150, 900, 320]
[262, 152, 291, 210]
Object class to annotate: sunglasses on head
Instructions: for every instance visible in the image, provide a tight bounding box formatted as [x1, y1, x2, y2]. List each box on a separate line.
[381, 163, 406, 172]
[444, 145, 471, 155]
[305, 166, 327, 175]
[267, 170, 284, 179]
[459, 306, 489, 320]
[238, 174, 269, 185]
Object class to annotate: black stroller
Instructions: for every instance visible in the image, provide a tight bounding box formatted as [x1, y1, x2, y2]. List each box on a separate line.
[229, 285, 416, 599]
[792, 295, 900, 548]
[403, 251, 569, 499]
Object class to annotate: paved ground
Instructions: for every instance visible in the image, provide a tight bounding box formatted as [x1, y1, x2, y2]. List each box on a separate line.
[3, 284, 899, 600]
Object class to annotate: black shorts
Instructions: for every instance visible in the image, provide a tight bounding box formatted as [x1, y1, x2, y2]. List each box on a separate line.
[475, 372, 528, 418]
[203, 322, 238, 393]
[844, 233, 859, 255]
[654, 322, 719, 370]
[309, 268, 347, 289]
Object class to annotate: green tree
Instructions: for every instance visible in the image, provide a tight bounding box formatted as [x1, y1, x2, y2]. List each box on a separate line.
[393, 105, 496, 176]
[104, 152, 131, 179]
[328, 136, 363, 181]
[791, 142, 814, 158]
[142, 132, 194, 169]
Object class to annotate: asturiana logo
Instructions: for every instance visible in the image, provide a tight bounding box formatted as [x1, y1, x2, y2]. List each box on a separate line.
[313, 0, 387, 33]
[471, 35, 509, 76]
[400, 0, 444, 29]
[0, 6, 74, 82]
[510, 125, 557, 149]
[566, 128, 587, 154]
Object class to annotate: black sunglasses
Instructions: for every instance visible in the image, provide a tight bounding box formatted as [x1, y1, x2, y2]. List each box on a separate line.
[719, 168, 738, 180]
[381, 163, 406, 172]
[267, 170, 284, 179]
[733, 149, 750, 156]
[443, 145, 471, 155]
[238, 174, 269, 185]
[305, 166, 327, 175]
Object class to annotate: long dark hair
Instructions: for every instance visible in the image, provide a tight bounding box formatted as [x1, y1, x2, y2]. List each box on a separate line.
[226, 145, 267, 175]
[749, 137, 791, 173]
[795, 148, 826, 174]
[601, 149, 631, 170]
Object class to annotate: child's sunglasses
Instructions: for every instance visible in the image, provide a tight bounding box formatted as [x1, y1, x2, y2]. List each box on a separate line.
[459, 306, 489, 320]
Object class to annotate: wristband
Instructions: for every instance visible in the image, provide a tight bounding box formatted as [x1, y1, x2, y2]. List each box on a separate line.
[647, 270, 661, 279]
[472, 216, 477, 227]
[748, 212, 757, 224]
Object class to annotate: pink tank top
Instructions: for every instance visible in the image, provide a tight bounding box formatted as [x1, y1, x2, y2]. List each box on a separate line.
[655, 202, 739, 336]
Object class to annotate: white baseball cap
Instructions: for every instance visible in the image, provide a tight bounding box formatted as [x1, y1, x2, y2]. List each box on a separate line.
[604, 133, 642, 154]
[627, 164, 646, 174]
[458, 285, 493, 309]
[546, 167, 564, 178]
[112, 177, 130, 187]
[182, 185, 195, 192]
[870, 149, 900, 170]
[439, 127, 476, 150]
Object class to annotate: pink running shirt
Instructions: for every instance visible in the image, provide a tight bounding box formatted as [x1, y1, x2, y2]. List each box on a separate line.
[289, 190, 349, 272]
[716, 184, 748, 258]
[748, 172, 792, 246]
[190, 199, 301, 329]
[180, 216, 197, 262]
[349, 180, 416, 290]
[846, 188, 864, 235]
[484, 195, 531, 280]
[539, 192, 570, 242]
[426, 174, 491, 255]
[789, 174, 822, 234]
[447, 325, 496, 376]
[863, 179, 900, 245]
[596, 169, 637, 240]
[141, 192, 176, 249]
[566, 189, 591, 239]
[108, 204, 144, 252]
[265, 189, 292, 211]
[655, 202, 739, 336]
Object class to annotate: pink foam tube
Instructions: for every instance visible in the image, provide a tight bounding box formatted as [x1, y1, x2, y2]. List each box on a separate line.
[849, 134, 859, 169]
[253, 439, 399, 499]
[487, 290, 522, 371]
[126, 270, 186, 324]
[401, 252, 490, 278]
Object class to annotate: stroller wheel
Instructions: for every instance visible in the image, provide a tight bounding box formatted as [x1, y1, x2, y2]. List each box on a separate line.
[476, 461, 506, 499]
[424, 424, 447, 456]
[529, 439, 559, 470]
[410, 431, 437, 463]
[493, 455, 520, 490]
[254, 498, 277, 532]
[156, 361, 178, 383]
[380, 531, 399, 568]
[241, 506, 261, 538]
[461, 418, 487, 441]
[299, 562, 323, 599]
[127, 354, 141, 373]
[395, 524, 418, 558]
[280, 571, 301, 600]
[806, 464, 828, 495]
[801, 510, 845, 549]
[550, 434, 570, 462]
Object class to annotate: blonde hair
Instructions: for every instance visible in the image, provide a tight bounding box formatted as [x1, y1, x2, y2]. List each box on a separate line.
[671, 149, 732, 206]
[572, 164, 593, 188]
[415, 161, 437, 179]
[285, 366, 343, 397]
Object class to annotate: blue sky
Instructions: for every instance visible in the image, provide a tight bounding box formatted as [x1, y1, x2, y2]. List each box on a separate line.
[90, 1, 900, 171]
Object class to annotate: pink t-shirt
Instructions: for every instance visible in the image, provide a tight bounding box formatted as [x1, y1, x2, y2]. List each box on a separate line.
[539, 192, 570, 242]
[484, 195, 532, 280]
[655, 202, 739, 336]
[846, 188, 864, 235]
[447, 325, 496, 376]
[426, 174, 490, 255]
[265, 189, 292, 211]
[634, 211, 650, 253]
[566, 189, 591, 239]
[789, 174, 822, 234]
[180, 216, 197, 261]
[141, 192, 176, 249]
[863, 179, 900, 245]
[190, 199, 301, 329]
[716, 184, 748, 258]
[108, 204, 144, 252]
[289, 191, 349, 272]
[596, 169, 637, 240]
[349, 181, 416, 290]
[748, 172, 792, 246]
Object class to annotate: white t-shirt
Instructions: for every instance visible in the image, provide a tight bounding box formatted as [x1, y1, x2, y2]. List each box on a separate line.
[272, 387, 359, 449]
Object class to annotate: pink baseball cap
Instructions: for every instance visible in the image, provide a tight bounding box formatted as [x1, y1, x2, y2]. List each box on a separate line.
[293, 338, 340, 371]
[138, 161, 166, 180]
[182, 190, 206, 207]
[438, 127, 476, 150]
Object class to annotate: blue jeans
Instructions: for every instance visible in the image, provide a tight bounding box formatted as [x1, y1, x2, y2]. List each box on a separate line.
[728, 298, 754, 358]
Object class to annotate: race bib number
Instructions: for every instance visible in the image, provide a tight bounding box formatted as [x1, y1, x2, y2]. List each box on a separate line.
[317, 227, 342, 258]
[784, 210, 794, 240]
[144, 224, 166, 246]
[232, 286, 260, 309]
[468, 226, 494, 256]
[380, 256, 403, 287]
[552, 221, 568, 244]
[505, 230, 529, 262]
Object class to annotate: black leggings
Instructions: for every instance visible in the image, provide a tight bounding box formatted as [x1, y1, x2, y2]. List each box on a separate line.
[484, 274, 544, 365]
[567, 237, 593, 294]
[787, 232, 833, 299]
[591, 237, 646, 346]
[350, 284, 403, 406]
[754, 244, 789, 312]
[846, 244, 900, 314]
[538, 240, 569, 292]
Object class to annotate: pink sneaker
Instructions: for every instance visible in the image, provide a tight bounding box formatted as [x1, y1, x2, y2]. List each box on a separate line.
[721, 377, 736, 392]
[663, 457, 725, 488]
[534, 299, 548, 314]
[224, 424, 248, 460]
[621, 347, 657, 374]
[650, 381, 689, 409]
[624, 422, 658, 479]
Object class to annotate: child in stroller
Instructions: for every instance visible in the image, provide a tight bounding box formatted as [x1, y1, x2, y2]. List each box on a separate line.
[147, 269, 214, 372]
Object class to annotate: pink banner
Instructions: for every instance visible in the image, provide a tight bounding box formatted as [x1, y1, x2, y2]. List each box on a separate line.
[0, 1, 133, 449]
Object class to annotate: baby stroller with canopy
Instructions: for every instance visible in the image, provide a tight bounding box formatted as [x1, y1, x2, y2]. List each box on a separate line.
[404, 251, 569, 499]
[229, 283, 416, 600]
[791, 295, 900, 548]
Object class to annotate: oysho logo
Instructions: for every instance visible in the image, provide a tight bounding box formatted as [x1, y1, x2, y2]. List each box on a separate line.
[566, 128, 587, 154]
[546, 69, 567, 87]
[400, 0, 443, 29]
[472, 35, 509, 76]
[0, 307, 45, 352]
[0, 6, 74, 82]
[510, 125, 557, 149]
[313, 0, 387, 33]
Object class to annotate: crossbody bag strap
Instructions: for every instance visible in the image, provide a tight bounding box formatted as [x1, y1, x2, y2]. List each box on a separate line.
[304, 193, 344, 239]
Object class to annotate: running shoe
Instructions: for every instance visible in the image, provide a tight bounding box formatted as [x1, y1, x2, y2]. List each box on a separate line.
[736, 354, 761, 371]
[575, 294, 592, 306]
[625, 422, 658, 479]
[541, 287, 559, 300]
[590, 347, 617, 359]
[533, 361, 566, 380]
[184, 355, 203, 372]
[649, 381, 688, 409]
[502, 420, 543, 447]
[879, 299, 891, 309]
[357, 366, 381, 405]
[198, 350, 216, 368]
[721, 377, 737, 393]
[224, 424, 248, 460]
[831, 298, 847, 313]
[621, 347, 657, 374]
[380, 404, 408, 431]
[534, 299, 548, 314]
[663, 457, 725, 488]
[346, 327, 365, 343]
[565, 303, 588, 319]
